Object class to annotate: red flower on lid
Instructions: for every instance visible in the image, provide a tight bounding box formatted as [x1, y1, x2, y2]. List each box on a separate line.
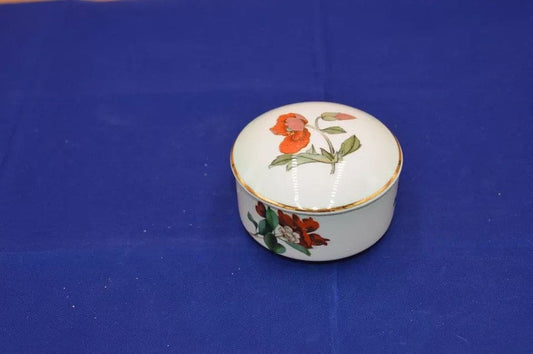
[270, 113, 311, 154]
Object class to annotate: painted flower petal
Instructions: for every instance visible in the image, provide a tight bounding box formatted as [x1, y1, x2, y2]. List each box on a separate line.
[285, 117, 306, 131]
[270, 115, 290, 135]
[277, 210, 295, 228]
[270, 113, 309, 135]
[309, 233, 329, 246]
[300, 217, 320, 233]
[255, 202, 266, 217]
[279, 129, 310, 154]
[335, 113, 356, 120]
[298, 231, 313, 248]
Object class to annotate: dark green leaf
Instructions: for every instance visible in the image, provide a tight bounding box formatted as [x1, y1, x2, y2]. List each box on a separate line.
[258, 219, 272, 235]
[283, 241, 311, 256]
[320, 148, 335, 161]
[273, 243, 286, 254]
[263, 232, 278, 250]
[269, 154, 293, 168]
[321, 126, 346, 134]
[338, 135, 361, 157]
[265, 207, 278, 229]
[247, 212, 258, 230]
[320, 112, 338, 121]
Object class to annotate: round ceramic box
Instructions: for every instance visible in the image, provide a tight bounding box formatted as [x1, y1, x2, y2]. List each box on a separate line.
[231, 102, 403, 261]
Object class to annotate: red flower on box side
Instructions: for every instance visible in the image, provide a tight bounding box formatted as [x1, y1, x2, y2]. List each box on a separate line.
[269, 113, 311, 154]
[277, 210, 330, 249]
[248, 201, 330, 256]
[255, 202, 266, 217]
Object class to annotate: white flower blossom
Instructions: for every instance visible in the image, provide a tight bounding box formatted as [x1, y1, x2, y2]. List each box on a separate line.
[276, 225, 300, 244]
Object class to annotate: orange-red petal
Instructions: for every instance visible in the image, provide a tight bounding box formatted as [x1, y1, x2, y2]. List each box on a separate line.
[309, 233, 329, 246]
[270, 113, 309, 136]
[278, 129, 310, 154]
[300, 217, 319, 233]
[270, 113, 294, 136]
[278, 210, 295, 228]
[299, 231, 313, 248]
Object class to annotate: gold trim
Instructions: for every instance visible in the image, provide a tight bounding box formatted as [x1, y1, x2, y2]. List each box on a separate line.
[231, 135, 403, 214]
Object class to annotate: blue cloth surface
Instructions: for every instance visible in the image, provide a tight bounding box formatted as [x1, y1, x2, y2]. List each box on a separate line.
[1, 0, 532, 352]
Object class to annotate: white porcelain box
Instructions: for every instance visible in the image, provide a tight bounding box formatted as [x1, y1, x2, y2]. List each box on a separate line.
[231, 102, 403, 261]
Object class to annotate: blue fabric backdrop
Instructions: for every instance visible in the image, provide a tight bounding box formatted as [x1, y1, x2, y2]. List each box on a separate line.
[1, 0, 532, 352]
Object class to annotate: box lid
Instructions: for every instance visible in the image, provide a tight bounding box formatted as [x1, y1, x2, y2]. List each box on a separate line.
[231, 102, 402, 213]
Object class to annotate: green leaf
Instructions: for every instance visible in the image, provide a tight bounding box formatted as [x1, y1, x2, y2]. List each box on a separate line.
[338, 135, 361, 157]
[320, 112, 338, 121]
[273, 243, 286, 254]
[264, 232, 277, 250]
[285, 153, 333, 171]
[264, 233, 286, 254]
[265, 207, 278, 229]
[282, 241, 311, 256]
[258, 219, 272, 236]
[320, 148, 335, 161]
[269, 154, 293, 168]
[247, 212, 258, 230]
[321, 126, 346, 134]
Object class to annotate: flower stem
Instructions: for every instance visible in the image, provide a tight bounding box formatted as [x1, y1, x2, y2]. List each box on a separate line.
[308, 117, 336, 174]
[313, 117, 335, 154]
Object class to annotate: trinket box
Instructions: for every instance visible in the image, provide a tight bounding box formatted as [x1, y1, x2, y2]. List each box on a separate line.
[231, 102, 403, 261]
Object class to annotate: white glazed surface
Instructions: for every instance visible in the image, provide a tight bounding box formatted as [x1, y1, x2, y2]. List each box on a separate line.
[236, 181, 399, 261]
